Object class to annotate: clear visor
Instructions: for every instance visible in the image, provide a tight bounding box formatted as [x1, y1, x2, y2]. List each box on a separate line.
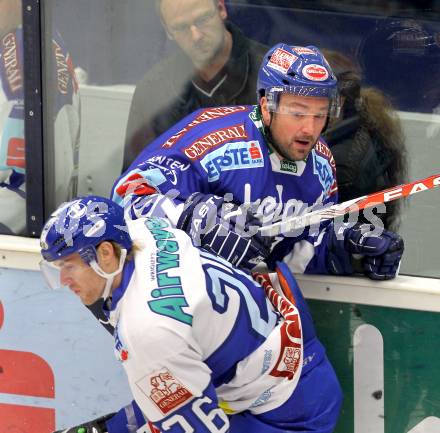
[39, 259, 72, 290]
[266, 86, 341, 119]
[39, 248, 127, 299]
[40, 258, 93, 290]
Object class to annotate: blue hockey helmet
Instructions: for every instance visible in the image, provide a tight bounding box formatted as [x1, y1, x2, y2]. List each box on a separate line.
[257, 43, 340, 118]
[40, 196, 132, 298]
[40, 195, 131, 263]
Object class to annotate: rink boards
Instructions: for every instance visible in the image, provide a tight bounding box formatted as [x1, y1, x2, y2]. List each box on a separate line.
[0, 240, 439, 433]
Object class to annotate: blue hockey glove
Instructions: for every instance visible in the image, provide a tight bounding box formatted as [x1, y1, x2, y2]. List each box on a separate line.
[327, 223, 404, 280]
[177, 192, 272, 272]
[52, 413, 115, 433]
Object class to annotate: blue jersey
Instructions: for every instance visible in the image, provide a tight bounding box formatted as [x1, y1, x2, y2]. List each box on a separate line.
[111, 105, 338, 274]
[104, 218, 341, 433]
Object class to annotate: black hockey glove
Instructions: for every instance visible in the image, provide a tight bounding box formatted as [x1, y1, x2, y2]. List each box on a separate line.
[52, 412, 115, 433]
[327, 222, 404, 280]
[177, 192, 272, 272]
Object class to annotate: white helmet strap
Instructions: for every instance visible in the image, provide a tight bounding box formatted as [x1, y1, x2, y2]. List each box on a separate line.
[89, 248, 128, 300]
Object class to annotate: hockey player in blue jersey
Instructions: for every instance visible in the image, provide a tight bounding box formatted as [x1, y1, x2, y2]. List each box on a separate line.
[41, 195, 342, 433]
[111, 43, 404, 281]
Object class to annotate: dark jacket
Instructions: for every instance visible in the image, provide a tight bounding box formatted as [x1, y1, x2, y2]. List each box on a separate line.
[324, 116, 399, 229]
[122, 22, 268, 171]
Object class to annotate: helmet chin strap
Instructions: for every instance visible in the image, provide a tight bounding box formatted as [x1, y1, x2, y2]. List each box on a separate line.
[89, 249, 128, 300]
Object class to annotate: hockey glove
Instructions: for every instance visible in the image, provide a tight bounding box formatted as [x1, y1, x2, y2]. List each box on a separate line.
[52, 412, 115, 433]
[177, 192, 272, 272]
[327, 222, 404, 280]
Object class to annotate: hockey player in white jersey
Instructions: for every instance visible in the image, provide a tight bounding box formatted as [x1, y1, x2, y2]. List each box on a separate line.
[40, 195, 342, 433]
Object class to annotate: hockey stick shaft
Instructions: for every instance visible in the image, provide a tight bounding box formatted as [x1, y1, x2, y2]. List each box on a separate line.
[259, 173, 440, 236]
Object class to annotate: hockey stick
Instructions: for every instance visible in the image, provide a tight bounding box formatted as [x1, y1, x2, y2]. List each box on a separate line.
[259, 173, 440, 237]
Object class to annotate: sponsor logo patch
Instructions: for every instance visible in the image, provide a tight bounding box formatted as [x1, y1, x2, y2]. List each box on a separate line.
[200, 141, 264, 182]
[267, 48, 298, 74]
[136, 369, 193, 415]
[280, 160, 297, 174]
[162, 106, 248, 149]
[52, 40, 70, 95]
[7, 137, 25, 169]
[302, 64, 329, 81]
[262, 349, 273, 374]
[145, 156, 190, 172]
[280, 346, 301, 375]
[251, 388, 273, 408]
[292, 46, 315, 55]
[249, 106, 260, 122]
[183, 123, 247, 160]
[2, 32, 22, 93]
[114, 325, 129, 362]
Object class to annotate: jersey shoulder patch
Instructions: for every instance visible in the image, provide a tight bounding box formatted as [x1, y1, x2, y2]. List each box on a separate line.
[314, 139, 336, 171]
[312, 140, 338, 197]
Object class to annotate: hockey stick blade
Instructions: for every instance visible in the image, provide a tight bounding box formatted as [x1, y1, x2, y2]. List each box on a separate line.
[259, 173, 440, 237]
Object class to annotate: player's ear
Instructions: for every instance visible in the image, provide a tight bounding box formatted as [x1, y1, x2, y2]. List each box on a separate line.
[96, 241, 117, 270]
[260, 96, 271, 126]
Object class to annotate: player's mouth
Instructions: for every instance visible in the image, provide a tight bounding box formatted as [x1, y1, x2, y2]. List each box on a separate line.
[291, 138, 313, 150]
[292, 135, 314, 147]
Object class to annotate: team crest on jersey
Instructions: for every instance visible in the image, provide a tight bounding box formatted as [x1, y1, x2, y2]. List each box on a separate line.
[313, 151, 334, 195]
[200, 141, 264, 182]
[136, 369, 193, 415]
[115, 171, 159, 200]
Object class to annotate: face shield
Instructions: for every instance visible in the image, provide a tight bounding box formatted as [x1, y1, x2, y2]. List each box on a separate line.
[265, 86, 341, 120]
[39, 246, 127, 300]
[39, 255, 92, 290]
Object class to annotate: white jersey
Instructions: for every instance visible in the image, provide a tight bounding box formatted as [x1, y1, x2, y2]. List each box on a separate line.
[107, 217, 303, 429]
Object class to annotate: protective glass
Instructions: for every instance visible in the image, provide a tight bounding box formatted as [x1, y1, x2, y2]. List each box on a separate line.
[168, 9, 217, 36]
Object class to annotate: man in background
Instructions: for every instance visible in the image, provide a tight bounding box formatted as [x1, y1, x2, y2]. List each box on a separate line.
[122, 0, 267, 171]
